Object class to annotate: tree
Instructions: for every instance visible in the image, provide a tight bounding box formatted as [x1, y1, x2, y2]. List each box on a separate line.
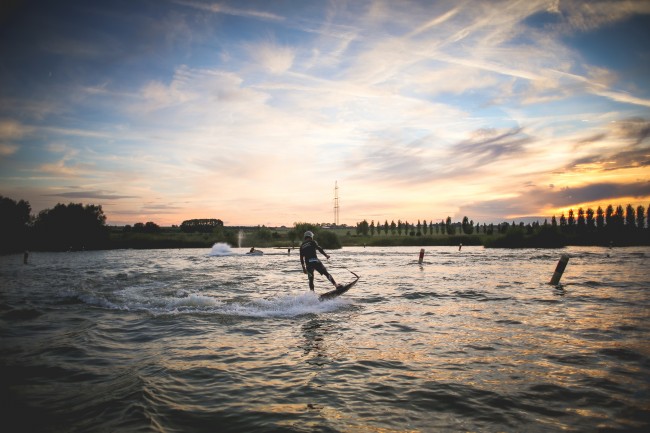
[317, 229, 341, 249]
[461, 216, 473, 234]
[422, 219, 428, 235]
[586, 208, 595, 229]
[577, 208, 585, 230]
[596, 206, 604, 229]
[0, 196, 32, 253]
[384, 220, 389, 236]
[33, 202, 108, 251]
[605, 205, 614, 227]
[293, 222, 320, 239]
[614, 205, 625, 230]
[445, 216, 455, 235]
[180, 218, 224, 233]
[255, 225, 273, 241]
[637, 205, 646, 230]
[370, 220, 375, 236]
[356, 219, 369, 236]
[144, 221, 161, 233]
[625, 204, 636, 229]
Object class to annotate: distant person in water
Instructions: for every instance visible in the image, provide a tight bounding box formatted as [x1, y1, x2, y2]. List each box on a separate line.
[300, 231, 341, 291]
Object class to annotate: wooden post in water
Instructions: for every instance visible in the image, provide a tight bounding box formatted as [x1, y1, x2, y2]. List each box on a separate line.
[549, 254, 570, 285]
[418, 248, 425, 265]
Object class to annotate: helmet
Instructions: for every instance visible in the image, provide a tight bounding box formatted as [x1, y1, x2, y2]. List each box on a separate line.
[304, 231, 314, 239]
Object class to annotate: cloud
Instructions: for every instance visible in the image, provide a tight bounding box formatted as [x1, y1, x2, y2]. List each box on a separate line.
[452, 127, 534, 167]
[47, 190, 138, 200]
[566, 118, 650, 172]
[458, 181, 650, 220]
[247, 41, 295, 74]
[173, 0, 285, 22]
[553, 0, 650, 33]
[0, 143, 18, 156]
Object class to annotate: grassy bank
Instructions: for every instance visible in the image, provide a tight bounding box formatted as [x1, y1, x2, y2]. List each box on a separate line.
[106, 226, 650, 250]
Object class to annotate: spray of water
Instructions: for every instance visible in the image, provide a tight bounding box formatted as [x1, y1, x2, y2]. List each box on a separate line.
[208, 242, 233, 256]
[238, 230, 244, 248]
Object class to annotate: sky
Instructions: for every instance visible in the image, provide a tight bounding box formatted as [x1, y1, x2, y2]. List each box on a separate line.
[1, 0, 649, 227]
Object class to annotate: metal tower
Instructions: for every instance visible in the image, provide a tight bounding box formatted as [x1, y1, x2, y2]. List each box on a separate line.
[334, 181, 340, 226]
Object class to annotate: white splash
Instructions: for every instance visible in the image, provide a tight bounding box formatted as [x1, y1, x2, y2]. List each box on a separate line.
[208, 242, 233, 256]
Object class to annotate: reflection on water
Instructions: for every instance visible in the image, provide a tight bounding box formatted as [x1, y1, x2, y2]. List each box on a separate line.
[0, 246, 649, 432]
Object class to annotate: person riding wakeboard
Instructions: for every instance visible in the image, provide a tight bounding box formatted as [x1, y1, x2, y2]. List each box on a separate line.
[300, 231, 342, 291]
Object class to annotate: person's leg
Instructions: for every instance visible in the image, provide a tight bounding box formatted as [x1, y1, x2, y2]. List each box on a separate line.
[316, 262, 338, 287]
[307, 267, 315, 290]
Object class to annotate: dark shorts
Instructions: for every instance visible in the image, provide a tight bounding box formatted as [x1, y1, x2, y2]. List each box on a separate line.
[306, 260, 327, 276]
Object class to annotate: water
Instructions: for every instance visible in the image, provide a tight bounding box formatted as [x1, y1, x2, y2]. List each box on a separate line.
[1, 246, 649, 432]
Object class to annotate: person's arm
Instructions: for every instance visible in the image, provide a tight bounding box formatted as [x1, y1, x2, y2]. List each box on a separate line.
[300, 250, 306, 272]
[316, 243, 330, 260]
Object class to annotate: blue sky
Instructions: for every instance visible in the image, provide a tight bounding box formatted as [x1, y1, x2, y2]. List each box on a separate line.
[1, 0, 649, 226]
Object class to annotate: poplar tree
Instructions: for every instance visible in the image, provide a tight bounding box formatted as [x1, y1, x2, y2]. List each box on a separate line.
[625, 205, 636, 228]
[637, 205, 646, 229]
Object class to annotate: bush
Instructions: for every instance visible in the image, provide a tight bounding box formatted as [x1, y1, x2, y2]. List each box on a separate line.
[317, 230, 342, 249]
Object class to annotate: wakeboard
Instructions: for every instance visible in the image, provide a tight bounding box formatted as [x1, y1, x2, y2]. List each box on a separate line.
[319, 270, 359, 301]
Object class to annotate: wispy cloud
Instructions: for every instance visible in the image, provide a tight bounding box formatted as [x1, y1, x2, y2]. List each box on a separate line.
[174, 0, 285, 21]
[1, 0, 648, 225]
[47, 190, 138, 200]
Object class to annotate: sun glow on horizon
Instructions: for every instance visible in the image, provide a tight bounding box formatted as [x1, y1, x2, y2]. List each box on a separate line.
[0, 1, 648, 227]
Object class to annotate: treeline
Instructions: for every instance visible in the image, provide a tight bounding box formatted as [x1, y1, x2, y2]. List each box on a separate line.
[180, 219, 224, 233]
[356, 204, 648, 237]
[1, 196, 109, 253]
[355, 203, 650, 247]
[3, 193, 649, 253]
[0, 195, 270, 252]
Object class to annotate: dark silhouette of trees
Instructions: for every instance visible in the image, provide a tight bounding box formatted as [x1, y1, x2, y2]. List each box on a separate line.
[637, 205, 646, 229]
[625, 205, 636, 229]
[33, 203, 108, 251]
[356, 219, 369, 236]
[180, 218, 224, 233]
[461, 216, 473, 234]
[353, 202, 649, 247]
[0, 196, 31, 253]
[131, 221, 161, 233]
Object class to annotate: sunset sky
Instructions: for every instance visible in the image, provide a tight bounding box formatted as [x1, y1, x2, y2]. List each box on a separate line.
[1, 0, 649, 227]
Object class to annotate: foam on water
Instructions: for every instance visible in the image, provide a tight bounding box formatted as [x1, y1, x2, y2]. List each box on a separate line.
[220, 291, 346, 318]
[72, 280, 346, 317]
[208, 242, 233, 256]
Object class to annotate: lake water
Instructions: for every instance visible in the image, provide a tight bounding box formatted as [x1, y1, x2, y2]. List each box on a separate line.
[1, 245, 649, 432]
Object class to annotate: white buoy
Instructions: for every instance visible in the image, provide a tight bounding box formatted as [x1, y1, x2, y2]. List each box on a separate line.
[549, 254, 570, 285]
[418, 248, 425, 264]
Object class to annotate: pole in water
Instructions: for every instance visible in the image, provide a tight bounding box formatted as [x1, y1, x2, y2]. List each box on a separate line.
[459, 243, 462, 251]
[23, 250, 29, 264]
[418, 248, 425, 264]
[549, 254, 570, 285]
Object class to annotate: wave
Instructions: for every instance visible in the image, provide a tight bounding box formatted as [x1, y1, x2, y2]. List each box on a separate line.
[72, 287, 348, 318]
